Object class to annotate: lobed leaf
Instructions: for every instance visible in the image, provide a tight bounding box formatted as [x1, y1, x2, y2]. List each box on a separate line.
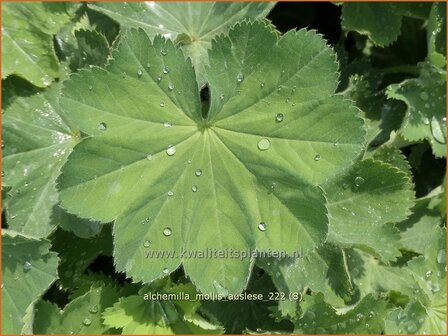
[58, 22, 365, 294]
[2, 83, 79, 238]
[89, 1, 275, 86]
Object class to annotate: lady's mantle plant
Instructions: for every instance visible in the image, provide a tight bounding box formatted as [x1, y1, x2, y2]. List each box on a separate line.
[2, 2, 446, 335]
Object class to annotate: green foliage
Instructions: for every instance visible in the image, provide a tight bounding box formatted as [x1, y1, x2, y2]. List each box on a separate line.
[1, 2, 446, 335]
[2, 230, 59, 334]
[89, 2, 274, 86]
[1, 2, 80, 87]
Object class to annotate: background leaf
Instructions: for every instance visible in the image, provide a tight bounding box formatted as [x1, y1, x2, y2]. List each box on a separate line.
[2, 2, 79, 87]
[2, 230, 59, 334]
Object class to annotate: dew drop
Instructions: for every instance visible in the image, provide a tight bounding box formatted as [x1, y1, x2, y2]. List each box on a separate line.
[1, 171, 4, 177]
[166, 144, 176, 156]
[168, 82, 174, 91]
[89, 305, 99, 314]
[163, 65, 169, 74]
[143, 240, 151, 248]
[42, 75, 51, 86]
[162, 268, 169, 275]
[146, 63, 151, 69]
[314, 154, 321, 161]
[161, 49, 167, 56]
[157, 75, 162, 82]
[88, 85, 93, 91]
[257, 138, 271, 151]
[97, 122, 107, 131]
[146, 154, 153, 160]
[354, 176, 365, 187]
[236, 72, 244, 83]
[195, 169, 202, 177]
[220, 93, 225, 100]
[23, 261, 32, 272]
[137, 69, 143, 77]
[356, 313, 364, 322]
[258, 222, 267, 232]
[191, 185, 198, 192]
[260, 82, 265, 88]
[160, 101, 165, 107]
[163, 122, 171, 128]
[163, 227, 172, 236]
[425, 270, 433, 279]
[167, 190, 174, 197]
[275, 113, 284, 122]
[82, 317, 92, 327]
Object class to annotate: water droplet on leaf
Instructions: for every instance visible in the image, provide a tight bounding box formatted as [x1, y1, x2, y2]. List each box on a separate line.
[276, 113, 284, 122]
[166, 145, 176, 156]
[257, 138, 271, 151]
[314, 154, 321, 161]
[143, 240, 151, 248]
[82, 318, 92, 327]
[195, 169, 202, 177]
[23, 261, 32, 272]
[98, 122, 107, 131]
[137, 69, 143, 77]
[236, 72, 244, 83]
[192, 185, 198, 192]
[163, 227, 172, 236]
[258, 222, 267, 232]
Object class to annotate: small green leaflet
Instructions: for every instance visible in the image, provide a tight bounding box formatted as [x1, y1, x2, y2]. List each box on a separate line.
[34, 283, 121, 334]
[102, 283, 223, 334]
[88, 1, 275, 86]
[2, 230, 59, 334]
[294, 293, 389, 334]
[2, 83, 79, 238]
[58, 22, 365, 294]
[386, 226, 446, 334]
[427, 2, 446, 68]
[341, 2, 431, 46]
[387, 62, 446, 158]
[1, 2, 79, 87]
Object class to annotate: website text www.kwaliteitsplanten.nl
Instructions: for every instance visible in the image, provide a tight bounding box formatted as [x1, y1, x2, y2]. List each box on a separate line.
[144, 247, 304, 260]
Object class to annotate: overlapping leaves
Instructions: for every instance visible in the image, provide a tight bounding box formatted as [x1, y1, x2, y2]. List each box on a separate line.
[1, 2, 79, 87]
[88, 1, 274, 85]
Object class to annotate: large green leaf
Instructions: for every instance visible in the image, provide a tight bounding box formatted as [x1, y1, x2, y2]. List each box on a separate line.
[2, 2, 78, 87]
[2, 230, 59, 334]
[2, 83, 80, 238]
[88, 1, 275, 85]
[58, 22, 365, 294]
[387, 62, 446, 157]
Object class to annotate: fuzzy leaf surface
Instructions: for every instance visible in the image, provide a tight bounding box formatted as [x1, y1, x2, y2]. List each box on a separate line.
[2, 231, 59, 334]
[2, 84, 79, 238]
[2, 2, 78, 87]
[58, 23, 365, 294]
[89, 2, 274, 85]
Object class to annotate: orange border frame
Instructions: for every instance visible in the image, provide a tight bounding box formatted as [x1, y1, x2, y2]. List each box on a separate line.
[0, 1, 446, 336]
